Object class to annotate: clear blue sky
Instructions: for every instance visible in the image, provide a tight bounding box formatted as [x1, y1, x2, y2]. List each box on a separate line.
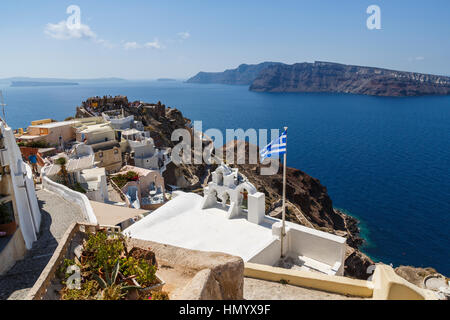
[1, 0, 449, 79]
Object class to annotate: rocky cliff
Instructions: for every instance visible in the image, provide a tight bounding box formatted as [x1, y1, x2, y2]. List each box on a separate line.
[250, 61, 450, 96]
[188, 61, 450, 97]
[218, 140, 374, 279]
[186, 62, 283, 85]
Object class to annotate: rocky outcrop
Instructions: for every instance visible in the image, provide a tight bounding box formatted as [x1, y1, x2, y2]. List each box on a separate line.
[394, 266, 447, 288]
[344, 247, 375, 280]
[219, 140, 376, 279]
[187, 61, 450, 97]
[210, 140, 374, 281]
[180, 268, 223, 300]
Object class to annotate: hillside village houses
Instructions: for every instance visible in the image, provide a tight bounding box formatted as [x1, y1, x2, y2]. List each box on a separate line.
[15, 119, 79, 149]
[111, 165, 165, 210]
[13, 102, 171, 215]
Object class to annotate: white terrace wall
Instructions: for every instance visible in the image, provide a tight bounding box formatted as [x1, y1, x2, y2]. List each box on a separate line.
[286, 222, 346, 275]
[42, 176, 97, 224]
[247, 238, 282, 266]
[247, 220, 346, 275]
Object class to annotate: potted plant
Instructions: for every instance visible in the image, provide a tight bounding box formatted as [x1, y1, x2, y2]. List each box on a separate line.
[0, 201, 16, 236]
[59, 229, 166, 300]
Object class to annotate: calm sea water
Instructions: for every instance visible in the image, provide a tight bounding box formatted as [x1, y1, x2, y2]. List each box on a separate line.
[2, 80, 449, 274]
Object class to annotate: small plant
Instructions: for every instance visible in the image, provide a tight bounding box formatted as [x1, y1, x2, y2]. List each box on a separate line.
[61, 280, 100, 300]
[25, 141, 50, 148]
[71, 182, 87, 194]
[84, 230, 125, 272]
[111, 171, 139, 188]
[57, 258, 77, 281]
[56, 157, 69, 186]
[58, 230, 165, 300]
[93, 261, 141, 300]
[0, 202, 13, 224]
[147, 290, 169, 300]
[120, 256, 157, 287]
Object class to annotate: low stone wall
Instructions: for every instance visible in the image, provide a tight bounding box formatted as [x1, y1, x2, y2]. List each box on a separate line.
[245, 262, 438, 300]
[372, 264, 438, 300]
[245, 262, 373, 298]
[42, 176, 97, 224]
[109, 178, 131, 207]
[127, 238, 245, 300]
[27, 223, 244, 300]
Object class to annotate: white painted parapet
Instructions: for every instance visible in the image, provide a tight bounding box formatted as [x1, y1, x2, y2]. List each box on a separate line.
[42, 176, 97, 224]
[247, 192, 265, 225]
[286, 222, 346, 275]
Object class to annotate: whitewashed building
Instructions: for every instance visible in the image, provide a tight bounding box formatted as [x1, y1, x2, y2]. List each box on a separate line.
[0, 121, 41, 274]
[125, 136, 171, 174]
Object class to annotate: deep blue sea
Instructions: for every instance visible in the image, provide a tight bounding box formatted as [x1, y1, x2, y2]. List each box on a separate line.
[2, 80, 449, 274]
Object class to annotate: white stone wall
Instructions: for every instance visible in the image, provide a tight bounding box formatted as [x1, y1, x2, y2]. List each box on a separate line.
[1, 122, 41, 249]
[42, 176, 97, 224]
[285, 222, 346, 275]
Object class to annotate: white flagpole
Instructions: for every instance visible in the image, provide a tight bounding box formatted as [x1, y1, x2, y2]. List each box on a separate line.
[281, 127, 287, 258]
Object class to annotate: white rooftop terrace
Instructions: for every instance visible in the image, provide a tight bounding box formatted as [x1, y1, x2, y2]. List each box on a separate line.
[77, 123, 113, 134]
[124, 192, 276, 261]
[124, 191, 347, 275]
[29, 120, 80, 129]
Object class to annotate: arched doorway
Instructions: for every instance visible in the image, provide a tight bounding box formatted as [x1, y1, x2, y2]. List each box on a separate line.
[216, 171, 224, 186]
[211, 189, 220, 205]
[239, 189, 249, 210]
[221, 192, 231, 208]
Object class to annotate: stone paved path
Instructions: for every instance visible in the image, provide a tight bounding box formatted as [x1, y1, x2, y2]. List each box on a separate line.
[0, 189, 85, 300]
[244, 277, 365, 300]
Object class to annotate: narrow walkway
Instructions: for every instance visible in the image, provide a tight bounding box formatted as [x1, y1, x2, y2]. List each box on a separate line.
[0, 189, 86, 300]
[244, 277, 365, 300]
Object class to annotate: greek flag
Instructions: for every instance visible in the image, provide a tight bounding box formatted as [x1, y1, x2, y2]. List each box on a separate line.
[260, 129, 287, 161]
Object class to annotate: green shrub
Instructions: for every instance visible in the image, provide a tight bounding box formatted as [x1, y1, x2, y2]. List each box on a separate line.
[149, 291, 169, 300]
[111, 171, 139, 188]
[0, 203, 13, 224]
[120, 256, 157, 287]
[24, 141, 50, 148]
[84, 231, 125, 272]
[71, 182, 87, 194]
[61, 280, 100, 300]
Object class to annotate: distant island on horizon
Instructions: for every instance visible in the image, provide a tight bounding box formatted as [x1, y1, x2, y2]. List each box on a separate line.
[10, 81, 79, 87]
[1, 77, 127, 87]
[186, 61, 450, 97]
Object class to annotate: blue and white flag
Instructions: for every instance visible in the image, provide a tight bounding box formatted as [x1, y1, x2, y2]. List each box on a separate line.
[260, 129, 287, 161]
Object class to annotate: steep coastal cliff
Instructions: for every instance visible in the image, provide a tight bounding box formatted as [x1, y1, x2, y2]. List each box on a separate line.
[188, 61, 450, 97]
[186, 62, 283, 85]
[250, 61, 450, 96]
